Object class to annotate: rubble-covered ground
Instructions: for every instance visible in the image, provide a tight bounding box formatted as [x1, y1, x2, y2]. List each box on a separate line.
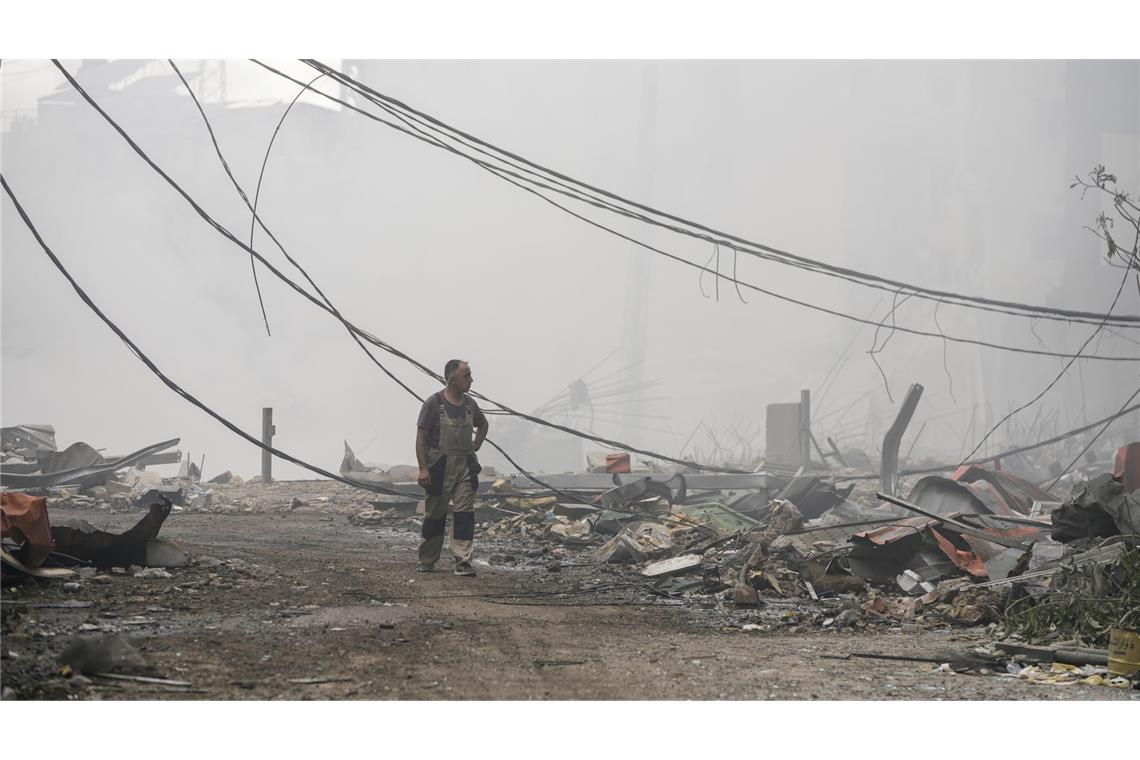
[2, 480, 1134, 701]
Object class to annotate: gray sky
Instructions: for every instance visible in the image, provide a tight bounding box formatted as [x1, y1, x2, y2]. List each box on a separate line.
[3, 59, 1138, 480]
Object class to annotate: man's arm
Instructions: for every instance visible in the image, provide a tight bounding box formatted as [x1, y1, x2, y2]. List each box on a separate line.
[416, 427, 429, 488]
[473, 417, 488, 452]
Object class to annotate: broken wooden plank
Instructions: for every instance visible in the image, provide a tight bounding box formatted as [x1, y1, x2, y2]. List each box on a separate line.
[533, 659, 586, 668]
[90, 672, 193, 687]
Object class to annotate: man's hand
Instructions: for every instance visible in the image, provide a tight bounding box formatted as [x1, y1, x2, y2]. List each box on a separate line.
[418, 468, 430, 490]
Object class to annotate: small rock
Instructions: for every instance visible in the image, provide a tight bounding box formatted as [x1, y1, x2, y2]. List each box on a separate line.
[289, 497, 304, 510]
[63, 582, 81, 593]
[77, 567, 97, 578]
[58, 633, 149, 675]
[111, 567, 128, 576]
[133, 568, 172, 579]
[92, 575, 114, 585]
[1, 687, 16, 700]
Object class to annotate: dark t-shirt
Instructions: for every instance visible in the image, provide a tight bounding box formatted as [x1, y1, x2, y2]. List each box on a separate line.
[416, 391, 487, 449]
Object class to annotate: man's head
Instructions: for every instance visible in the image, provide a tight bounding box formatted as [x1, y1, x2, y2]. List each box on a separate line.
[444, 359, 472, 393]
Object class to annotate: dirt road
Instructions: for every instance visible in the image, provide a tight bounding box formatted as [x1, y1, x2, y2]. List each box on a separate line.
[2, 488, 1133, 701]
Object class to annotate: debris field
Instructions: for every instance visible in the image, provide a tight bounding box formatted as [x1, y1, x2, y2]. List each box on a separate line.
[3, 423, 1138, 700]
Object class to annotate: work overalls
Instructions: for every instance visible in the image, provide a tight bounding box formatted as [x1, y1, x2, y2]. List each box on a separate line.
[418, 395, 480, 566]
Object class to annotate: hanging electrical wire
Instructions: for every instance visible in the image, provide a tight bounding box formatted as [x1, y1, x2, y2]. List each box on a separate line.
[246, 69, 328, 335]
[957, 262, 1136, 467]
[50, 59, 750, 478]
[0, 172, 419, 499]
[1047, 384, 1140, 489]
[297, 58, 1140, 331]
[249, 60, 1140, 364]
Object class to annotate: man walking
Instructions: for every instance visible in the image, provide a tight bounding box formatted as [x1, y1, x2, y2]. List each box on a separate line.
[416, 359, 488, 576]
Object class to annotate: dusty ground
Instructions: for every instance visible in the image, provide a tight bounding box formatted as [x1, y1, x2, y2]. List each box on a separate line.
[2, 481, 1135, 701]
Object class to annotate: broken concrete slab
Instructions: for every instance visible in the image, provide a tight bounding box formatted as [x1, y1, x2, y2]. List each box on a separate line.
[641, 554, 702, 578]
[144, 538, 189, 568]
[548, 519, 593, 545]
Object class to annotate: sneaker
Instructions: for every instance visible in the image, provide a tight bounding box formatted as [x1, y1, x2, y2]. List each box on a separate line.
[454, 562, 476, 577]
[417, 563, 434, 573]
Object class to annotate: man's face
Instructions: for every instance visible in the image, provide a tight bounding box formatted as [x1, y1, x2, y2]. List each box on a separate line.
[452, 362, 473, 393]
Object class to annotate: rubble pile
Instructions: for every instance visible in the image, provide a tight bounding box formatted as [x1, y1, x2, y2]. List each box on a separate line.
[462, 441, 1140, 690]
[4, 420, 1139, 696]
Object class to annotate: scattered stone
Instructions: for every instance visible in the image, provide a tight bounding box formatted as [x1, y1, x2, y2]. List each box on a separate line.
[349, 509, 393, 525]
[733, 583, 761, 607]
[92, 575, 114, 585]
[133, 568, 172, 579]
[68, 674, 92, 689]
[58, 634, 149, 676]
[77, 567, 97, 578]
[63, 582, 82, 593]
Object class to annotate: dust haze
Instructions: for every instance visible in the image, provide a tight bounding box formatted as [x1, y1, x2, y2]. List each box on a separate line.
[3, 60, 1138, 480]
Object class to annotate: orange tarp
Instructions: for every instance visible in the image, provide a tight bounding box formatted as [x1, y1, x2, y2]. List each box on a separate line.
[1, 491, 55, 551]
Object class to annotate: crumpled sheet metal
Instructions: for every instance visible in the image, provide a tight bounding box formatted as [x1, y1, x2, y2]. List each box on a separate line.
[849, 513, 1039, 581]
[853, 516, 937, 546]
[909, 468, 1053, 519]
[51, 501, 173, 568]
[929, 529, 987, 577]
[1, 424, 57, 457]
[42, 442, 104, 477]
[908, 476, 990, 516]
[951, 465, 1058, 516]
[598, 477, 674, 510]
[0, 438, 180, 489]
[1051, 473, 1140, 541]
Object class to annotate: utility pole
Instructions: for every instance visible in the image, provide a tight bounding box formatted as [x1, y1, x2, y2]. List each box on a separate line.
[799, 389, 812, 468]
[261, 407, 275, 483]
